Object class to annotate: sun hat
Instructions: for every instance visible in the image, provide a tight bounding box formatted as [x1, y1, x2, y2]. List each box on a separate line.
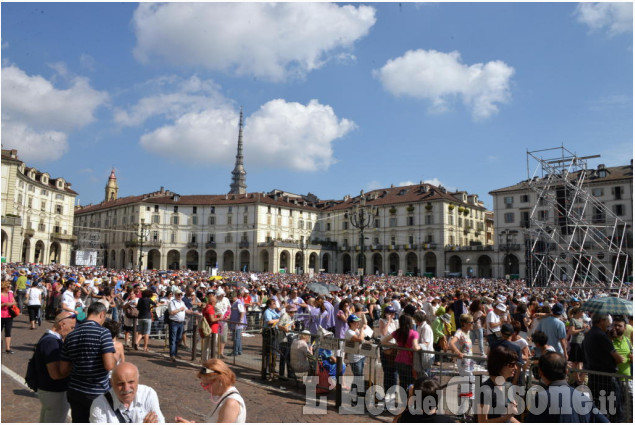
[495, 303, 507, 312]
[216, 289, 225, 296]
[440, 313, 451, 324]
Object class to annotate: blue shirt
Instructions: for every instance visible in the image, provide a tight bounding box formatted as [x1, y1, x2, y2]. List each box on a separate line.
[537, 316, 567, 355]
[263, 308, 280, 328]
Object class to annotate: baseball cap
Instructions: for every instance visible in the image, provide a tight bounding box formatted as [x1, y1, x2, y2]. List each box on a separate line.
[347, 314, 362, 323]
[551, 302, 564, 316]
[384, 306, 396, 314]
[501, 323, 514, 336]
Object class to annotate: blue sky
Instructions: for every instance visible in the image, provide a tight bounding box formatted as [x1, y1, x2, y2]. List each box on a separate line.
[2, 2, 632, 209]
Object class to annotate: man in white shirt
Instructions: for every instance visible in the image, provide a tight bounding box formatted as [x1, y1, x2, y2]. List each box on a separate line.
[167, 290, 195, 362]
[215, 289, 231, 358]
[89, 362, 164, 423]
[486, 303, 506, 349]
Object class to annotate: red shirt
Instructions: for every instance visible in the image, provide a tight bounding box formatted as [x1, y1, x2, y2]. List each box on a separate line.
[203, 303, 219, 334]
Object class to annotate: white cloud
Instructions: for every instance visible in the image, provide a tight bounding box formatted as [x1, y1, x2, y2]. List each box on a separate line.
[374, 49, 514, 120]
[1, 64, 108, 162]
[132, 2, 376, 81]
[113, 75, 230, 127]
[1, 122, 68, 162]
[139, 99, 355, 171]
[575, 3, 633, 36]
[398, 181, 416, 187]
[366, 180, 383, 191]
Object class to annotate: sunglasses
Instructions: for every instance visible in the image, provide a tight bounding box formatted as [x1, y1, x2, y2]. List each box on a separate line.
[200, 367, 219, 375]
[59, 313, 77, 322]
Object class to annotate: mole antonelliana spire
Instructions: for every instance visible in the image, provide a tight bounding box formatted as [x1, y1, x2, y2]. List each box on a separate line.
[229, 107, 247, 195]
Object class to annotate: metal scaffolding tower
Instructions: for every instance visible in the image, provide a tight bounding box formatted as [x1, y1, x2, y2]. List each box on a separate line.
[525, 146, 629, 291]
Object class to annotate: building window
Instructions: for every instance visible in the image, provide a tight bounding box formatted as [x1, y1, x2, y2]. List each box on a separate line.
[389, 217, 397, 227]
[326, 222, 331, 231]
[407, 216, 414, 226]
[408, 235, 414, 244]
[41, 189, 48, 195]
[155, 205, 159, 213]
[243, 215, 248, 225]
[504, 213, 515, 223]
[55, 204, 63, 214]
[426, 234, 433, 243]
[591, 188, 604, 197]
[244, 206, 248, 213]
[152, 215, 160, 224]
[520, 194, 529, 203]
[38, 221, 45, 232]
[227, 216, 232, 225]
[171, 232, 176, 243]
[146, 206, 151, 211]
[448, 215, 454, 225]
[192, 216, 198, 225]
[613, 186, 623, 200]
[538, 210, 549, 221]
[193, 206, 197, 214]
[40, 200, 46, 211]
[228, 206, 233, 213]
[191, 234, 197, 243]
[267, 206, 271, 213]
[172, 215, 179, 225]
[425, 215, 433, 225]
[209, 234, 215, 242]
[613, 204, 625, 216]
[343, 238, 349, 247]
[225, 234, 233, 243]
[504, 196, 513, 208]
[210, 206, 215, 214]
[343, 222, 348, 230]
[174, 206, 178, 213]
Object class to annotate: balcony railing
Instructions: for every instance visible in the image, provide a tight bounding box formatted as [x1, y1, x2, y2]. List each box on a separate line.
[591, 215, 606, 224]
[1, 215, 22, 226]
[239, 241, 249, 248]
[146, 240, 162, 248]
[499, 243, 521, 251]
[125, 240, 139, 248]
[187, 242, 198, 248]
[51, 232, 77, 242]
[205, 241, 217, 249]
[24, 228, 35, 237]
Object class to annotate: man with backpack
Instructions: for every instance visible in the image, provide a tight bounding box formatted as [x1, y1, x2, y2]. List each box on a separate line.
[29, 311, 77, 422]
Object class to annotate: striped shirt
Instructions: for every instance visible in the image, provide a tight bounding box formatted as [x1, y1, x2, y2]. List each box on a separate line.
[60, 320, 115, 396]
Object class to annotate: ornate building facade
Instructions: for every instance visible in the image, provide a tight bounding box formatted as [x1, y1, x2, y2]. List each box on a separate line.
[1, 149, 78, 264]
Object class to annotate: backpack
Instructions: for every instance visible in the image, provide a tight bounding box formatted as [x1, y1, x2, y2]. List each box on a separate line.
[25, 335, 48, 392]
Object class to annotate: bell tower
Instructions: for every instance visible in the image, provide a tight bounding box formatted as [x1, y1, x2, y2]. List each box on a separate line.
[105, 168, 119, 201]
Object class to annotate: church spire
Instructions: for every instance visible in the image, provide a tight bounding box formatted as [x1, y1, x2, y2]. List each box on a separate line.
[229, 107, 247, 195]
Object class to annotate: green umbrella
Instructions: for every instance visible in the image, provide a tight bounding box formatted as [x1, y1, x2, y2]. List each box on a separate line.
[581, 296, 632, 316]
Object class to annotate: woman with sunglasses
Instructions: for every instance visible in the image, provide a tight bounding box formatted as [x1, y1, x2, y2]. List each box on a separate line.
[176, 359, 246, 423]
[476, 345, 520, 423]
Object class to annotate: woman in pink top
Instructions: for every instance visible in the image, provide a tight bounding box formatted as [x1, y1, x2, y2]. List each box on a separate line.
[381, 314, 420, 393]
[1, 281, 17, 353]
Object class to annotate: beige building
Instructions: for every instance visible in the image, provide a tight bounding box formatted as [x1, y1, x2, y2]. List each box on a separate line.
[1, 149, 77, 265]
[490, 161, 633, 282]
[74, 175, 493, 276]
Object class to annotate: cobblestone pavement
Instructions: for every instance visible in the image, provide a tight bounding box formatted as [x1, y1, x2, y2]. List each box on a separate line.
[1, 315, 391, 423]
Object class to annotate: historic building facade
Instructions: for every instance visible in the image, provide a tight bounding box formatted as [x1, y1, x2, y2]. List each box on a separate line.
[490, 161, 633, 281]
[1, 149, 78, 264]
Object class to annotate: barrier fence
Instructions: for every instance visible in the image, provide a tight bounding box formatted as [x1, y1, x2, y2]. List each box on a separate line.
[116, 307, 633, 423]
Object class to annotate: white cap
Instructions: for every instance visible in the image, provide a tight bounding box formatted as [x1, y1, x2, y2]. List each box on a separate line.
[216, 289, 225, 296]
[495, 303, 507, 312]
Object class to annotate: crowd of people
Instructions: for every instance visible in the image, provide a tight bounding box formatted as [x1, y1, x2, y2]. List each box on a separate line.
[1, 261, 633, 422]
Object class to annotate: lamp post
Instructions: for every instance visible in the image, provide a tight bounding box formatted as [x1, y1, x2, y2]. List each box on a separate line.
[137, 219, 150, 272]
[299, 239, 308, 275]
[349, 190, 377, 288]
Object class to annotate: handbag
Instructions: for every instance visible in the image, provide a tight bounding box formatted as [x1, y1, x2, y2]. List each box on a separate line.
[124, 303, 139, 319]
[9, 305, 20, 318]
[199, 316, 211, 338]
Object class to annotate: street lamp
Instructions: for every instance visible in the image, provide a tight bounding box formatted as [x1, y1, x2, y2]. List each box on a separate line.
[299, 239, 308, 274]
[349, 190, 377, 288]
[137, 219, 150, 272]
